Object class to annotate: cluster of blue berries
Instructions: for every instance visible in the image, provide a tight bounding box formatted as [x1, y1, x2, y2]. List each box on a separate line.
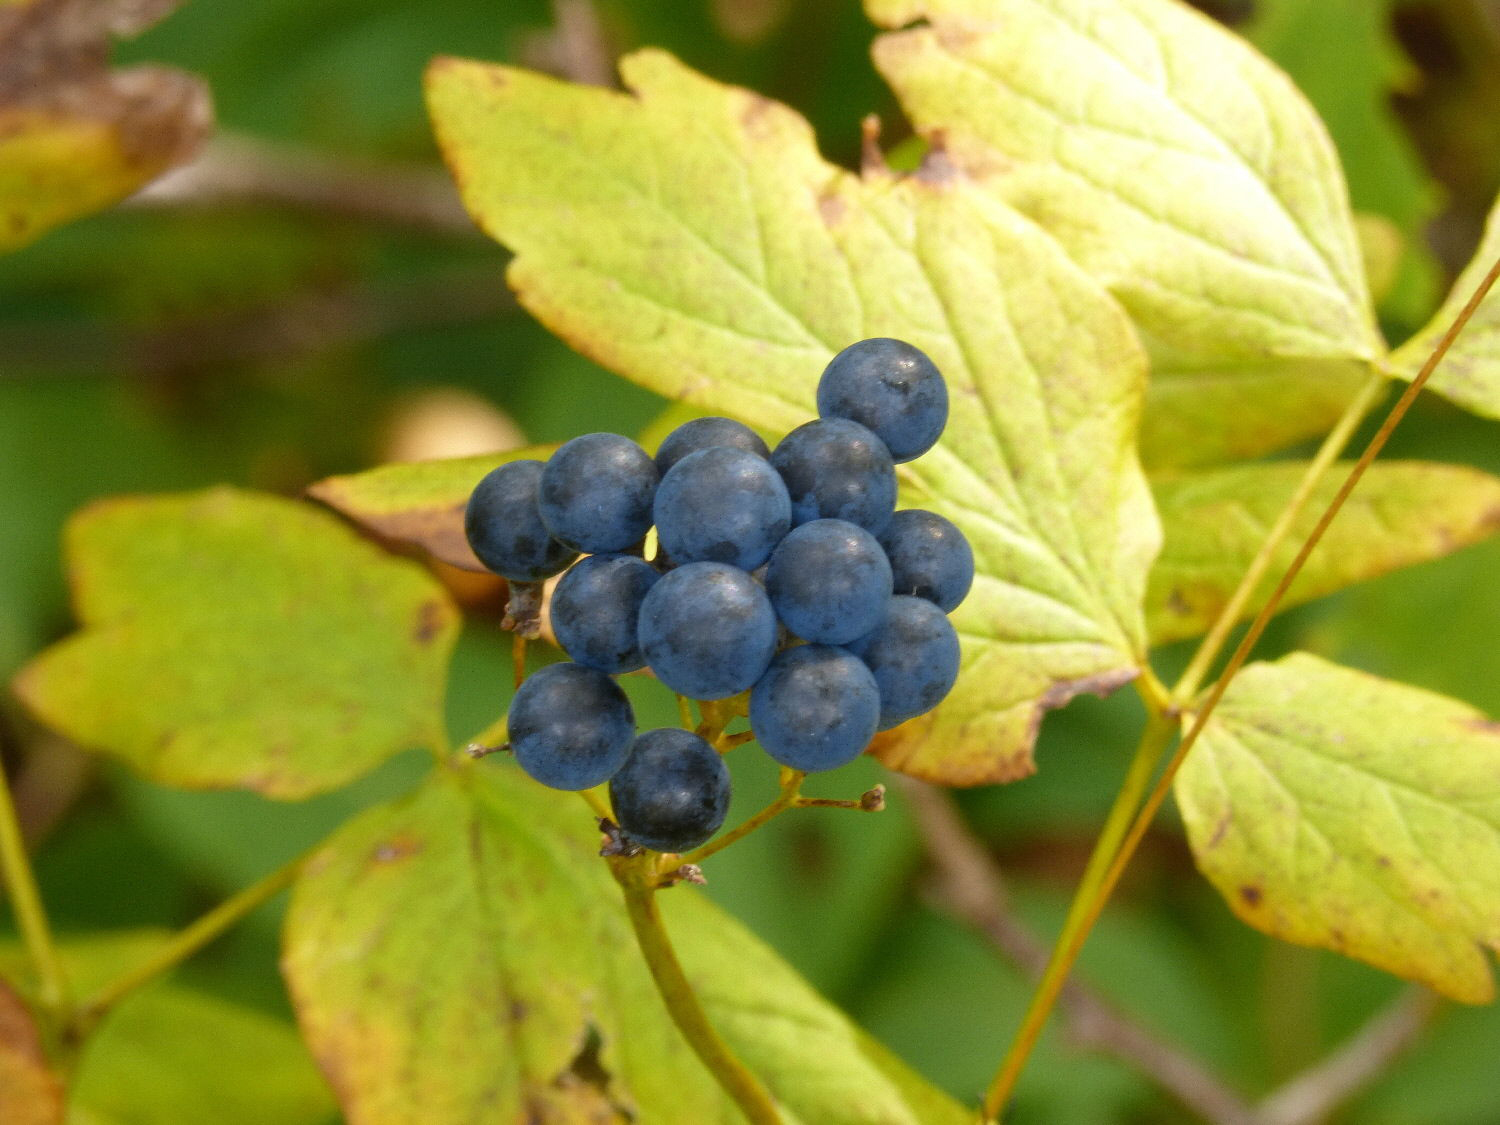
[465, 338, 973, 854]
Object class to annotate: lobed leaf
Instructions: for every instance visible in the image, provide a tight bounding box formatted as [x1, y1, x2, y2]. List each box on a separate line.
[0, 980, 62, 1125]
[1386, 190, 1500, 420]
[12, 487, 457, 799]
[1176, 652, 1500, 1003]
[307, 446, 555, 571]
[1148, 460, 1500, 644]
[282, 764, 967, 1124]
[867, 0, 1386, 466]
[426, 50, 1160, 784]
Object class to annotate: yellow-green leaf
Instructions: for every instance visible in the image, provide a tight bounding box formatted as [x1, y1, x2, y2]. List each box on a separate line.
[1148, 460, 1500, 644]
[426, 50, 1159, 785]
[12, 488, 456, 799]
[0, 980, 62, 1125]
[1177, 652, 1500, 1003]
[1386, 191, 1500, 419]
[307, 446, 555, 571]
[283, 764, 967, 1124]
[867, 0, 1386, 467]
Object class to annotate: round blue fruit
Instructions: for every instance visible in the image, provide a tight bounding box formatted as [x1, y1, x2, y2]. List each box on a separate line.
[655, 416, 770, 474]
[464, 459, 578, 581]
[507, 662, 635, 790]
[817, 338, 948, 462]
[609, 728, 731, 853]
[750, 645, 881, 772]
[764, 519, 892, 644]
[654, 446, 791, 571]
[845, 596, 961, 729]
[538, 433, 660, 553]
[550, 554, 660, 673]
[638, 562, 778, 700]
[770, 417, 896, 535]
[879, 509, 974, 612]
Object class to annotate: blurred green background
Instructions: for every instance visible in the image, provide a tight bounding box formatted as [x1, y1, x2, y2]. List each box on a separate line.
[5, 1, 1500, 1121]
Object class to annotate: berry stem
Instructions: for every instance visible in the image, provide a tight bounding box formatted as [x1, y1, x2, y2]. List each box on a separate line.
[676, 768, 805, 869]
[613, 859, 783, 1124]
[0, 759, 69, 1024]
[512, 632, 527, 690]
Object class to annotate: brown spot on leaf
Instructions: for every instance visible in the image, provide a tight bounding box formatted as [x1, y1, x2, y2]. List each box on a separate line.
[914, 131, 958, 185]
[1207, 812, 1231, 849]
[412, 598, 447, 644]
[371, 832, 423, 864]
[817, 192, 846, 227]
[1239, 884, 1263, 907]
[1462, 716, 1500, 736]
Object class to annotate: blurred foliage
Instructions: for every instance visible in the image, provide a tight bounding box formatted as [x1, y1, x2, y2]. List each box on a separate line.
[4, 1, 1500, 1122]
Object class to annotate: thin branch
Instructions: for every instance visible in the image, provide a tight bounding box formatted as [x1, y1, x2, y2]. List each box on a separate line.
[896, 777, 1256, 1125]
[1256, 988, 1441, 1125]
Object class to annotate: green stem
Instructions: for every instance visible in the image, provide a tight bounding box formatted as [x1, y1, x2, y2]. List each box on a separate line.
[71, 850, 308, 1036]
[678, 768, 804, 868]
[614, 862, 782, 1124]
[1173, 368, 1390, 703]
[981, 701, 1178, 1121]
[0, 760, 69, 1020]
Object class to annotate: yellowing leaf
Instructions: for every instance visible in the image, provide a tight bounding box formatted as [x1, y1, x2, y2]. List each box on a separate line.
[1176, 653, 1500, 1003]
[307, 447, 555, 571]
[1148, 460, 1500, 644]
[1386, 191, 1500, 419]
[867, 0, 1386, 466]
[0, 980, 62, 1125]
[427, 51, 1160, 785]
[12, 488, 456, 799]
[283, 765, 967, 1124]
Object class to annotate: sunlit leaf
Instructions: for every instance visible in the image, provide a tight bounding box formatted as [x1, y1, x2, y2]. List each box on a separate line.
[1177, 652, 1500, 1003]
[283, 764, 967, 1124]
[426, 50, 1160, 785]
[867, 0, 1386, 467]
[1148, 460, 1500, 644]
[0, 980, 62, 1125]
[12, 488, 456, 799]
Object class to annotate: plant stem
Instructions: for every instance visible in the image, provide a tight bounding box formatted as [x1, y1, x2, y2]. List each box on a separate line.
[981, 702, 1178, 1120]
[983, 250, 1500, 1121]
[678, 768, 805, 867]
[71, 850, 309, 1036]
[0, 760, 69, 1020]
[614, 861, 782, 1124]
[1173, 368, 1389, 703]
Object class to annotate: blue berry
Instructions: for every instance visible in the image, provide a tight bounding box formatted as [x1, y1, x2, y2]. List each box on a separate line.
[879, 509, 974, 612]
[464, 460, 578, 581]
[609, 728, 731, 852]
[817, 338, 949, 462]
[507, 662, 634, 790]
[550, 554, 660, 673]
[845, 596, 961, 730]
[764, 519, 892, 644]
[638, 562, 777, 700]
[654, 447, 791, 571]
[655, 416, 770, 475]
[750, 645, 880, 772]
[539, 433, 660, 553]
[770, 418, 896, 535]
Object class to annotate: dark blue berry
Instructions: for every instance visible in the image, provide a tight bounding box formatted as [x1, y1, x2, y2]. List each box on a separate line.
[879, 509, 974, 612]
[609, 728, 731, 852]
[538, 433, 659, 553]
[770, 418, 896, 535]
[464, 460, 578, 581]
[845, 596, 961, 730]
[638, 562, 777, 700]
[765, 519, 892, 644]
[654, 447, 791, 571]
[550, 554, 660, 673]
[817, 338, 949, 462]
[507, 662, 634, 790]
[750, 645, 880, 772]
[655, 416, 770, 475]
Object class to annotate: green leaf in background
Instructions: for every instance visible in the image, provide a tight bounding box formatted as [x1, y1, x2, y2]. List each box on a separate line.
[1386, 191, 1500, 420]
[1147, 460, 1500, 644]
[307, 447, 553, 571]
[0, 979, 63, 1125]
[12, 488, 457, 799]
[426, 50, 1160, 785]
[867, 0, 1387, 468]
[282, 763, 967, 1124]
[0, 0, 210, 253]
[1175, 652, 1500, 1003]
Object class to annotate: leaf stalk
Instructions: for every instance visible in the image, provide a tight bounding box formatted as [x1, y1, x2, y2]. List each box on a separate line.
[0, 759, 69, 1023]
